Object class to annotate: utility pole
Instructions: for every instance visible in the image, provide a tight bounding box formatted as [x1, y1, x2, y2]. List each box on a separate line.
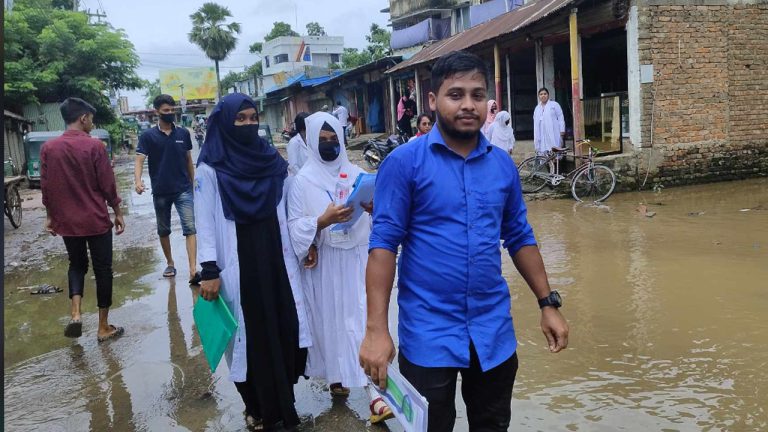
[86, 8, 107, 24]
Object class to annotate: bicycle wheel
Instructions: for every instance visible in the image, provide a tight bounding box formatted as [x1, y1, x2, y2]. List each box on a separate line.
[517, 156, 550, 193]
[6, 185, 22, 228]
[571, 164, 616, 202]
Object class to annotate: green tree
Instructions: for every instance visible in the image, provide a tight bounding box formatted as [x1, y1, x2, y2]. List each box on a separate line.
[3, 0, 143, 124]
[306, 22, 326, 36]
[249, 42, 262, 53]
[264, 22, 299, 42]
[341, 47, 372, 69]
[188, 2, 241, 98]
[365, 23, 391, 60]
[220, 71, 248, 93]
[143, 78, 161, 108]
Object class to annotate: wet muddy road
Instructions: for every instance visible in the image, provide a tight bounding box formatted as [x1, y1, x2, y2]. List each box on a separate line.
[4, 148, 767, 431]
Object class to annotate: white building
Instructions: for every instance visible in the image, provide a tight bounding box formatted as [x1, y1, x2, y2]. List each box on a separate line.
[260, 35, 344, 92]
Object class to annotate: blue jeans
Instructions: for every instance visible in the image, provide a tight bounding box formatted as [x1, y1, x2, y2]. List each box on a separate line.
[152, 188, 195, 237]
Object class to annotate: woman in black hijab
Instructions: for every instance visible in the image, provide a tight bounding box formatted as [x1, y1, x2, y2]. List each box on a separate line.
[195, 93, 313, 431]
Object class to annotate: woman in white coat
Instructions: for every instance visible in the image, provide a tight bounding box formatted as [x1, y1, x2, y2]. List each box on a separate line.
[533, 87, 566, 154]
[487, 110, 516, 156]
[194, 93, 312, 431]
[287, 112, 393, 424]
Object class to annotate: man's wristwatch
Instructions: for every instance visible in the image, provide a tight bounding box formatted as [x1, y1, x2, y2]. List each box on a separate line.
[538, 290, 562, 309]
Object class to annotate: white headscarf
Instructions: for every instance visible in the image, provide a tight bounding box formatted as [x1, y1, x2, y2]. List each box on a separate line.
[295, 112, 367, 249]
[489, 110, 515, 152]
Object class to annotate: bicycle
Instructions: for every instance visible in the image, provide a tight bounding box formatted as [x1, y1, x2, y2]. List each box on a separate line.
[517, 139, 617, 202]
[4, 157, 23, 228]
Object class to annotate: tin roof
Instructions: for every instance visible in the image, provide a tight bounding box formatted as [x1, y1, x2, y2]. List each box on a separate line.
[387, 0, 575, 74]
[3, 110, 32, 123]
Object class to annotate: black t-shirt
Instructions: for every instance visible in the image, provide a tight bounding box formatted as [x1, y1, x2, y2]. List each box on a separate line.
[137, 125, 192, 195]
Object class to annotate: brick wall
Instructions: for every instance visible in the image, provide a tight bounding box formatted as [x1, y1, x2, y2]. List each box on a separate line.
[636, 1, 768, 186]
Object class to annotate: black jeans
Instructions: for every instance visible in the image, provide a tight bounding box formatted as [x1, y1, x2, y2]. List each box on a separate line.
[399, 345, 519, 432]
[62, 230, 113, 309]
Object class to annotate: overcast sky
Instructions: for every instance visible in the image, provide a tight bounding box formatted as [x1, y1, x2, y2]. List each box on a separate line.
[100, 0, 390, 108]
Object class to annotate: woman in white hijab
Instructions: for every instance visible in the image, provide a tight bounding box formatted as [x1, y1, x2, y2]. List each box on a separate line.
[487, 110, 515, 156]
[287, 112, 394, 424]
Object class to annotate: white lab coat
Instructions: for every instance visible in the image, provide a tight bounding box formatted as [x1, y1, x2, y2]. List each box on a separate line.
[533, 100, 566, 154]
[332, 106, 349, 126]
[287, 134, 308, 176]
[194, 163, 312, 383]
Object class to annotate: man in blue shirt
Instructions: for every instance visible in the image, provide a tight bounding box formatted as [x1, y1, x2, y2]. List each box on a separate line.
[359, 51, 569, 431]
[134, 94, 200, 285]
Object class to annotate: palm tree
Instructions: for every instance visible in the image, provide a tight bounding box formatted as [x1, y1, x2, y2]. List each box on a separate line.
[188, 3, 241, 98]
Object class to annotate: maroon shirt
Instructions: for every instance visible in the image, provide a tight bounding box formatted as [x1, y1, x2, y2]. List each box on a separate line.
[41, 129, 122, 237]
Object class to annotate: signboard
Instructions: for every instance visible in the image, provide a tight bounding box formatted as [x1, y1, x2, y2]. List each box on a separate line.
[159, 67, 218, 100]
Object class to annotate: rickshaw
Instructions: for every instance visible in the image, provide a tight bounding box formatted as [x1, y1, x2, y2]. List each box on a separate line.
[24, 129, 113, 185]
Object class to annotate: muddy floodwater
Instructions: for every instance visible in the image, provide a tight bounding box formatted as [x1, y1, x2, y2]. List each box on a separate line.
[4, 175, 767, 431]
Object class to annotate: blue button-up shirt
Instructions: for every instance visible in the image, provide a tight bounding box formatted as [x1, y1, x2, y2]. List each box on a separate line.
[369, 127, 537, 371]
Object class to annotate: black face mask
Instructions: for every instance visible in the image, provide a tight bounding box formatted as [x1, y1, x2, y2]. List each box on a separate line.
[159, 113, 175, 124]
[232, 124, 260, 144]
[318, 141, 341, 161]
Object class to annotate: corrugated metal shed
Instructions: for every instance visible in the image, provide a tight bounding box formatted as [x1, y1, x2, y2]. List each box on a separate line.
[388, 0, 575, 74]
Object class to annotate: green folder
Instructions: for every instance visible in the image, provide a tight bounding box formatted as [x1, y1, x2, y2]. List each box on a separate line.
[193, 295, 238, 372]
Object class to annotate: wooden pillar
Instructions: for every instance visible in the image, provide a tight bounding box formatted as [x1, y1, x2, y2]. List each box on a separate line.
[569, 8, 584, 150]
[388, 76, 396, 133]
[414, 68, 422, 115]
[494, 43, 502, 108]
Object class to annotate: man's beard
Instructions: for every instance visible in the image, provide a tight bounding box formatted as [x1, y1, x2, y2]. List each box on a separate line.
[435, 110, 479, 140]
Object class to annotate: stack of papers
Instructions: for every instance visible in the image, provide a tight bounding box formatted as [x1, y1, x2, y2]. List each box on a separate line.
[372, 365, 429, 432]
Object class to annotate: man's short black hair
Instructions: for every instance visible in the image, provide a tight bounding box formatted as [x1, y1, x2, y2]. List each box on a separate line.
[431, 50, 488, 94]
[59, 97, 97, 124]
[294, 112, 310, 132]
[153, 94, 176, 110]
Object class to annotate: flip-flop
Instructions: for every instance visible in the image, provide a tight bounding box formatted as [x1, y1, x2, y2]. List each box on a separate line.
[329, 383, 350, 398]
[163, 266, 177, 278]
[97, 325, 125, 343]
[31, 284, 63, 295]
[64, 319, 82, 338]
[369, 396, 395, 424]
[189, 272, 202, 286]
[244, 412, 264, 431]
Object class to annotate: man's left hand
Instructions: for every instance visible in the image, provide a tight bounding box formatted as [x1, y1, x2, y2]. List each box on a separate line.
[114, 215, 125, 235]
[304, 245, 318, 269]
[540, 307, 569, 353]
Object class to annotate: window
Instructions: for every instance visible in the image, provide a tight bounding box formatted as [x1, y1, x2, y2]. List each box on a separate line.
[330, 53, 340, 63]
[454, 6, 470, 34]
[303, 46, 312, 62]
[274, 54, 289, 64]
[265, 56, 270, 68]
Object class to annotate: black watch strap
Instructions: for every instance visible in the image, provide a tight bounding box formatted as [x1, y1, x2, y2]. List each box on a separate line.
[538, 290, 562, 309]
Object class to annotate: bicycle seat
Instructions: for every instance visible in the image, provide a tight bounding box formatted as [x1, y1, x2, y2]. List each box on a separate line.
[551, 146, 568, 153]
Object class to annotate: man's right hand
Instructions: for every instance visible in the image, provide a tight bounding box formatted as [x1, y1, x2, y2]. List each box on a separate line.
[44, 216, 56, 236]
[201, 278, 221, 301]
[135, 180, 145, 195]
[359, 328, 395, 389]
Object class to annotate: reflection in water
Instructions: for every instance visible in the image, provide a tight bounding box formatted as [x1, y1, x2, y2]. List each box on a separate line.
[508, 178, 768, 431]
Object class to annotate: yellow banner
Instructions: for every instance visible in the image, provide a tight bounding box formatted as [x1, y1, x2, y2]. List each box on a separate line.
[159, 67, 218, 100]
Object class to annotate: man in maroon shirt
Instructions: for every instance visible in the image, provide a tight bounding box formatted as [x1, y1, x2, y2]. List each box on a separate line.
[41, 97, 126, 342]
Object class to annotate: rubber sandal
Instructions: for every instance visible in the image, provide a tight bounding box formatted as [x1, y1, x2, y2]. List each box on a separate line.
[244, 412, 264, 431]
[97, 325, 125, 343]
[31, 284, 63, 295]
[64, 319, 82, 338]
[189, 272, 202, 286]
[369, 396, 395, 424]
[329, 383, 350, 398]
[163, 266, 177, 278]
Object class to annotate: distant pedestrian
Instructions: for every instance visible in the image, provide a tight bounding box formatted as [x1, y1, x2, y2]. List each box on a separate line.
[195, 93, 311, 431]
[332, 101, 349, 138]
[287, 112, 310, 176]
[533, 87, 565, 154]
[487, 110, 515, 156]
[287, 112, 393, 424]
[135, 94, 200, 285]
[408, 113, 433, 141]
[359, 50, 569, 432]
[41, 97, 125, 342]
[481, 99, 498, 135]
